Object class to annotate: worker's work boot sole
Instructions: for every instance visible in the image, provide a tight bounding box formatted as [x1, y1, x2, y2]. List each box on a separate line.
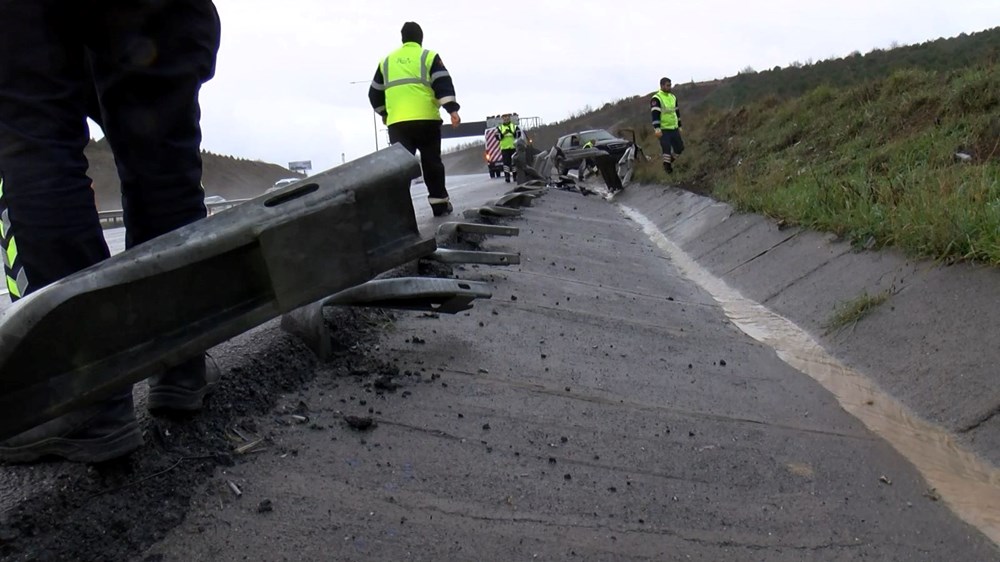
[431, 201, 454, 217]
[0, 393, 142, 464]
[148, 354, 220, 413]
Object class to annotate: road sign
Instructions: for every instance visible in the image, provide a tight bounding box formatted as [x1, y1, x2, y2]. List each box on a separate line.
[288, 160, 312, 173]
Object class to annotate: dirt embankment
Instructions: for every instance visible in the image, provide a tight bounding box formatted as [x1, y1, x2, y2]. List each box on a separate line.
[85, 140, 302, 212]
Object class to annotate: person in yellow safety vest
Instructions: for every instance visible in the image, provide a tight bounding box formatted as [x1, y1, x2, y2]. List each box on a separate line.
[650, 76, 684, 174]
[368, 21, 462, 217]
[494, 114, 522, 183]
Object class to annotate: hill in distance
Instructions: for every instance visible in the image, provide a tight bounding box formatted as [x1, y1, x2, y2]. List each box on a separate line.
[85, 138, 303, 212]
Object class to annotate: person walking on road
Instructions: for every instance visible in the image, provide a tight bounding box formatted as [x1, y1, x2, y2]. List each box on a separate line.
[0, 0, 222, 464]
[369, 22, 462, 216]
[495, 113, 521, 183]
[651, 77, 684, 174]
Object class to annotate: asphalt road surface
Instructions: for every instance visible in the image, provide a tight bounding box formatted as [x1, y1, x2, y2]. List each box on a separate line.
[0, 173, 996, 561]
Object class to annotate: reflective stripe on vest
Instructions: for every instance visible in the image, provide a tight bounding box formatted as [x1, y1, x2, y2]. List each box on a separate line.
[0, 174, 25, 298]
[381, 43, 441, 125]
[654, 91, 679, 130]
[498, 123, 517, 150]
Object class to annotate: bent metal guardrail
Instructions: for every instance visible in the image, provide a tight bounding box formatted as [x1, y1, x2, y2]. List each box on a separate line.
[0, 144, 435, 440]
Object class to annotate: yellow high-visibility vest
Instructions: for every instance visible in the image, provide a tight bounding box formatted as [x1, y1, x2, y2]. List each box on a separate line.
[380, 42, 441, 125]
[498, 123, 517, 150]
[654, 90, 679, 130]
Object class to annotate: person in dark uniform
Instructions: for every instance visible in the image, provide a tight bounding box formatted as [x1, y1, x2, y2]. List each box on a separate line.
[369, 21, 462, 216]
[0, 0, 222, 463]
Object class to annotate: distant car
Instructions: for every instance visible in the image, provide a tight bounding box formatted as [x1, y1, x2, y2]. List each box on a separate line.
[266, 177, 302, 194]
[554, 129, 632, 176]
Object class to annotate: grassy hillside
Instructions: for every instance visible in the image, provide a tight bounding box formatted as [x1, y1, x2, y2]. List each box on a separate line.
[85, 139, 301, 211]
[445, 27, 1000, 265]
[654, 63, 1000, 264]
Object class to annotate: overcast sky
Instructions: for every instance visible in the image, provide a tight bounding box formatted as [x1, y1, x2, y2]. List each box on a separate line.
[173, 1, 998, 175]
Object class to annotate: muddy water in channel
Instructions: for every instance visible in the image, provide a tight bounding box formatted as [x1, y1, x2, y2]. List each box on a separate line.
[623, 205, 1000, 546]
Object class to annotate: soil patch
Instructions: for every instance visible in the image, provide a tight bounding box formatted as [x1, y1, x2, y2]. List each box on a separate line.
[0, 308, 379, 562]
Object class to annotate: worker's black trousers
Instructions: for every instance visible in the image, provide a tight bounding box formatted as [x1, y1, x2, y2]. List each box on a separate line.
[387, 120, 449, 201]
[501, 148, 516, 181]
[0, 0, 220, 301]
[658, 129, 685, 157]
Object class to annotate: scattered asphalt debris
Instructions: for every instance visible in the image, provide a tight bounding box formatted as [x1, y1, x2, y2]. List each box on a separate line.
[482, 424, 491, 431]
[410, 336, 426, 344]
[373, 376, 400, 392]
[345, 416, 376, 431]
[0, 307, 387, 561]
[719, 359, 727, 366]
[257, 499, 273, 514]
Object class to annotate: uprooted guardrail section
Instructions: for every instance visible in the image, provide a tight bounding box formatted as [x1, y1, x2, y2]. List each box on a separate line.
[0, 148, 553, 441]
[0, 145, 435, 440]
[282, 187, 541, 362]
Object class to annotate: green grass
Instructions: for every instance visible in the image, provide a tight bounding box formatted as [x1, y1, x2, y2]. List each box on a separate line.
[823, 289, 894, 333]
[638, 63, 1000, 265]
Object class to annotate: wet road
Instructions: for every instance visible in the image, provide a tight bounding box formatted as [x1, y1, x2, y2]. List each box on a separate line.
[138, 175, 998, 560]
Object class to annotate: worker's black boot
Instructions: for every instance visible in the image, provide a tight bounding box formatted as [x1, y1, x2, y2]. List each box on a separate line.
[148, 353, 220, 413]
[430, 200, 453, 217]
[0, 390, 142, 464]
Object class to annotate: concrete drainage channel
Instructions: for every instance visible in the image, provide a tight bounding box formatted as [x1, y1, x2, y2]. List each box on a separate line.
[615, 186, 1000, 545]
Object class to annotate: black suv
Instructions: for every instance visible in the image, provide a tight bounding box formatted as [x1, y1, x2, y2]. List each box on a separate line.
[554, 129, 631, 175]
